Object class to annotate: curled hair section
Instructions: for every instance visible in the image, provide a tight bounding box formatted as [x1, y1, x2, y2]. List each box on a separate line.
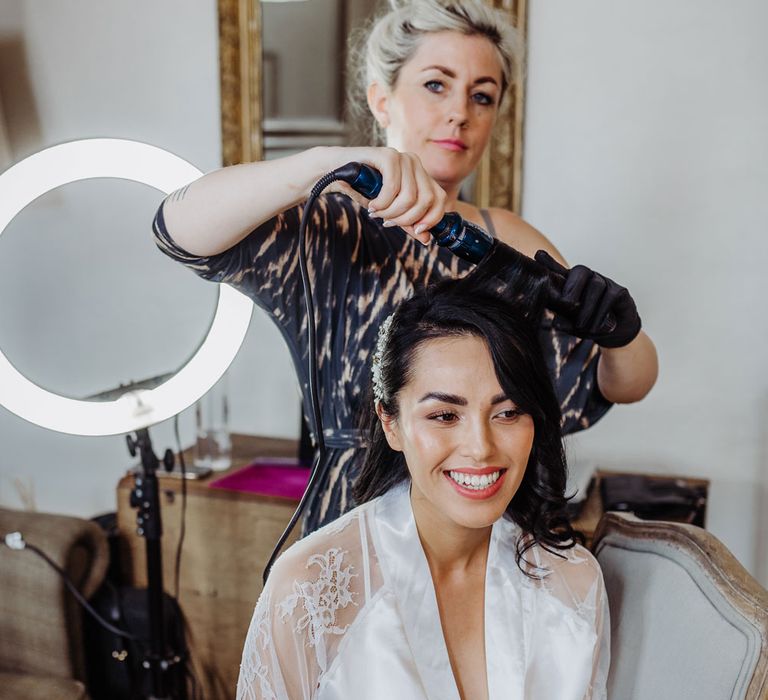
[354, 272, 583, 577]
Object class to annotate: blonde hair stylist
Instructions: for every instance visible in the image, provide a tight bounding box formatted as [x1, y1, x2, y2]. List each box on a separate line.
[153, 0, 658, 534]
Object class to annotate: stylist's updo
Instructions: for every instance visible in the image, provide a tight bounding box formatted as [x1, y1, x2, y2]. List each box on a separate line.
[348, 0, 524, 143]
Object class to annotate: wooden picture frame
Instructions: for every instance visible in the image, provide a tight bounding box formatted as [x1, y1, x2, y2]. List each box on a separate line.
[475, 0, 527, 213]
[217, 0, 527, 212]
[218, 0, 263, 166]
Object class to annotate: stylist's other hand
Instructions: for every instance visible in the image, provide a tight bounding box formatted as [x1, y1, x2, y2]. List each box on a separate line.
[534, 250, 642, 349]
[349, 147, 447, 246]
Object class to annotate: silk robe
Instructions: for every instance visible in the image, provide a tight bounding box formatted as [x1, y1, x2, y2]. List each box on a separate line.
[237, 482, 610, 699]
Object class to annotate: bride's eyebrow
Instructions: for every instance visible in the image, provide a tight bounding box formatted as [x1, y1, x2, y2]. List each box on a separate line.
[417, 392, 510, 405]
[418, 392, 467, 406]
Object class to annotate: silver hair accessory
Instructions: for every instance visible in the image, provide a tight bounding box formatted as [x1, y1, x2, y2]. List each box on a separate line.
[371, 313, 396, 405]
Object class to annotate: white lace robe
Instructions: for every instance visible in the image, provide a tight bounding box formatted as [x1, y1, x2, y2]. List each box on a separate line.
[237, 483, 610, 699]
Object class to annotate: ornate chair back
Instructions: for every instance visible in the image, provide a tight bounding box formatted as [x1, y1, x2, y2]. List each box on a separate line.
[592, 512, 768, 700]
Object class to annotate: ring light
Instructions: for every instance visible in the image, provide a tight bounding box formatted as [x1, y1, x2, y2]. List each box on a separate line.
[0, 138, 253, 436]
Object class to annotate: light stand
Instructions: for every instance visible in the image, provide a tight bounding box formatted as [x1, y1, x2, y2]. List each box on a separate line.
[126, 428, 181, 700]
[0, 139, 255, 700]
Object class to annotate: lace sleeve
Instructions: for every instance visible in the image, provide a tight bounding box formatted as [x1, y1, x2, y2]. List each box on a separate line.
[236, 513, 372, 700]
[236, 586, 288, 700]
[529, 543, 611, 699]
[587, 570, 610, 700]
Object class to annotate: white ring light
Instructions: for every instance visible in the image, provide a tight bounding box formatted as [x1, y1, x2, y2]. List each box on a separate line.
[0, 138, 253, 436]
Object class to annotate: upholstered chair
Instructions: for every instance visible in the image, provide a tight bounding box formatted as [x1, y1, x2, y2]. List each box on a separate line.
[0, 507, 109, 700]
[593, 512, 768, 700]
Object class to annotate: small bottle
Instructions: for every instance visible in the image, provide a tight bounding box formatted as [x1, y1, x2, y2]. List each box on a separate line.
[194, 375, 232, 470]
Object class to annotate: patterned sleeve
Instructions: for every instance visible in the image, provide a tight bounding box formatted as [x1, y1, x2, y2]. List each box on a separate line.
[152, 195, 367, 393]
[152, 198, 304, 319]
[539, 313, 613, 435]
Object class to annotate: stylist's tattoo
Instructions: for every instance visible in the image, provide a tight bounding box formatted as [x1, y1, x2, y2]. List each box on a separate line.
[167, 184, 191, 203]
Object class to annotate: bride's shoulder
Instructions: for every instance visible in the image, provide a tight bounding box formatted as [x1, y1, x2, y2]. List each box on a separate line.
[267, 503, 372, 587]
[526, 540, 605, 611]
[535, 540, 601, 575]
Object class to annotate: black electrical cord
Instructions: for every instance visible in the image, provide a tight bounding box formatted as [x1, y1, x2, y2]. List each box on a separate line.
[172, 413, 206, 700]
[4, 534, 147, 642]
[6, 430, 200, 698]
[173, 412, 187, 601]
[262, 169, 345, 583]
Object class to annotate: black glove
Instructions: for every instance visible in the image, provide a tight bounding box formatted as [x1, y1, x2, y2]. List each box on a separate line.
[534, 250, 642, 349]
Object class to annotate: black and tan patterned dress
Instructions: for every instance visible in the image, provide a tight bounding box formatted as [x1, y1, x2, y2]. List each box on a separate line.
[153, 193, 611, 533]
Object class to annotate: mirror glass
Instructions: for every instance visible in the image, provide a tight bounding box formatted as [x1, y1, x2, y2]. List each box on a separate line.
[263, 0, 345, 122]
[260, 0, 379, 159]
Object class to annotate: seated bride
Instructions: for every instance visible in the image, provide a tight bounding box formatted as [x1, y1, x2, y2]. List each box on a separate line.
[236, 278, 610, 700]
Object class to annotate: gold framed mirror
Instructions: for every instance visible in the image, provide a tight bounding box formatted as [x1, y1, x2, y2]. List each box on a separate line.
[217, 0, 527, 212]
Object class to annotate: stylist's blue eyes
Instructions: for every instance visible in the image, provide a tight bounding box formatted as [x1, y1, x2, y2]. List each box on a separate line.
[423, 81, 495, 107]
[472, 92, 495, 106]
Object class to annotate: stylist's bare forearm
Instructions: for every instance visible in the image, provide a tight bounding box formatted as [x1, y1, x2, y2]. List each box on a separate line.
[161, 147, 344, 257]
[596, 331, 658, 404]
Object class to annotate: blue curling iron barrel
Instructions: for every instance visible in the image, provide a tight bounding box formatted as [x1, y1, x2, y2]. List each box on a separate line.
[335, 161, 494, 265]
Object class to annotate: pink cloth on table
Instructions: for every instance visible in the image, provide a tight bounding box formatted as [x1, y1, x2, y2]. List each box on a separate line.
[208, 460, 311, 500]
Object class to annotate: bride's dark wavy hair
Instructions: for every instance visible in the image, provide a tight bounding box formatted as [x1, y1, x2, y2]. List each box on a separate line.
[352, 274, 582, 577]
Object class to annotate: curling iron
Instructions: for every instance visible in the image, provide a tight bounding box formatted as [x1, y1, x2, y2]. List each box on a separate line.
[338, 161, 498, 265]
[334, 161, 580, 318]
[337, 161, 618, 329]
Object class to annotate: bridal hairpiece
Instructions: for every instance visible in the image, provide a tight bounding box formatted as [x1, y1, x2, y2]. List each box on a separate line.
[371, 313, 395, 404]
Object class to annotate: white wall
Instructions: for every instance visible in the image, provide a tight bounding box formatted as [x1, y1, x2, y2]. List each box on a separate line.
[0, 1, 300, 518]
[523, 0, 768, 583]
[0, 1, 765, 587]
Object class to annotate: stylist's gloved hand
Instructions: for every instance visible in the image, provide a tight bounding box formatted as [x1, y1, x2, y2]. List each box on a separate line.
[534, 250, 642, 349]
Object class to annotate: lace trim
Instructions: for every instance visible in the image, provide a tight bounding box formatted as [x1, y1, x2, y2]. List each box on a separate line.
[237, 591, 277, 700]
[277, 547, 358, 649]
[526, 544, 601, 622]
[323, 512, 356, 538]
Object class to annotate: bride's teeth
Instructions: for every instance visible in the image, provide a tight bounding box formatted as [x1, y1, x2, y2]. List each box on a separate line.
[448, 470, 502, 489]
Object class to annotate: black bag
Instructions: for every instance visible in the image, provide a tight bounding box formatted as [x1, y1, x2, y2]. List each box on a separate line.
[600, 474, 707, 526]
[83, 582, 190, 700]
